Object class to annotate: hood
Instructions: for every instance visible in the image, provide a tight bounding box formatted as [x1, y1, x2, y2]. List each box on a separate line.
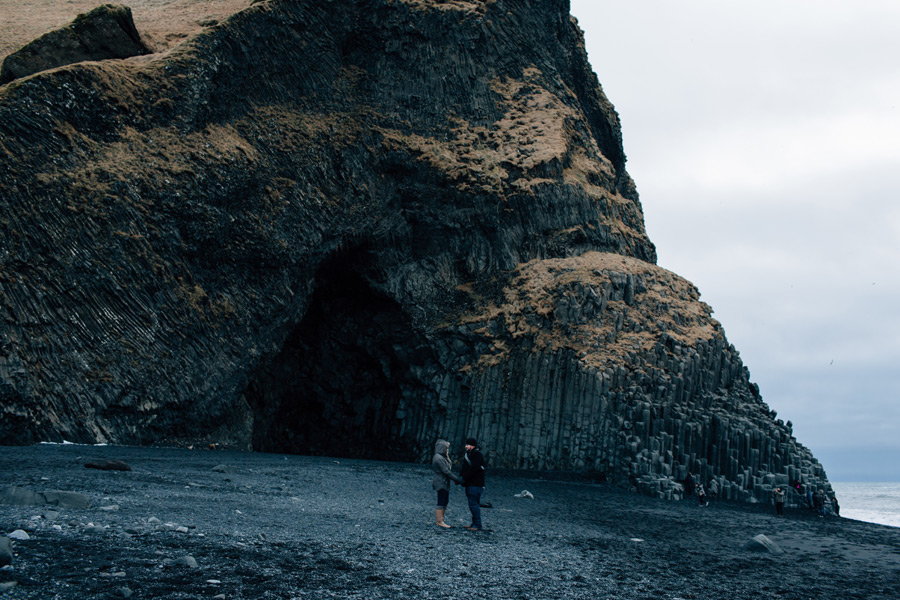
[434, 439, 450, 455]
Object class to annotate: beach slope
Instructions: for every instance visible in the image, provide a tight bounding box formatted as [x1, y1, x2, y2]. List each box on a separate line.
[1, 444, 897, 599]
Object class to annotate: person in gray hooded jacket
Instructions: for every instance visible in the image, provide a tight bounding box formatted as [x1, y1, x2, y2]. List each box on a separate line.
[432, 439, 462, 528]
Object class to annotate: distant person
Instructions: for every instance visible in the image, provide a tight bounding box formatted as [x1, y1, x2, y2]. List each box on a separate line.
[774, 487, 785, 517]
[813, 488, 826, 517]
[683, 472, 694, 498]
[460, 437, 486, 531]
[697, 482, 708, 507]
[832, 494, 840, 516]
[806, 487, 814, 511]
[431, 439, 462, 528]
[708, 478, 719, 503]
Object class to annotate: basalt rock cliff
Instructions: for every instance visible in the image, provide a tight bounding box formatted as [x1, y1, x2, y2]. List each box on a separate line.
[0, 0, 829, 502]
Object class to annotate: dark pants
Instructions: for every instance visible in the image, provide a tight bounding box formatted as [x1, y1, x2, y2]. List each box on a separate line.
[776, 502, 784, 516]
[466, 486, 484, 529]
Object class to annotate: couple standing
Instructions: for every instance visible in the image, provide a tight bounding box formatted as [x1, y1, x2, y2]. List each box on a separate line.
[432, 437, 485, 530]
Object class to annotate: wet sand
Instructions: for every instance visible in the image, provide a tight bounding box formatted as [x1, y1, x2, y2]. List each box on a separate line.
[1, 443, 899, 599]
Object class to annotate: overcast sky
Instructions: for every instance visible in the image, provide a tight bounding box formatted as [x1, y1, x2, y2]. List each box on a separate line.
[569, 1, 900, 481]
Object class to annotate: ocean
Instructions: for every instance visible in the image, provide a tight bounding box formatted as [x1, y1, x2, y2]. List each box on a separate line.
[830, 481, 900, 528]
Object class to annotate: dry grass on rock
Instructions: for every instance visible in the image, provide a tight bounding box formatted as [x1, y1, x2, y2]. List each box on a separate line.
[0, 0, 251, 62]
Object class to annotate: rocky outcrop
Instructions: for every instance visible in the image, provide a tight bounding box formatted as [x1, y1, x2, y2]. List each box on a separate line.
[0, 0, 829, 503]
[0, 4, 150, 84]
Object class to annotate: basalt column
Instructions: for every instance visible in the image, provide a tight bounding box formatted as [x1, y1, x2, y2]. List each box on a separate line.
[438, 252, 830, 504]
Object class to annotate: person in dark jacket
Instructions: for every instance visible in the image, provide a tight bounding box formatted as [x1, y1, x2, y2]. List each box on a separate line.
[774, 487, 786, 517]
[696, 483, 708, 507]
[460, 437, 485, 531]
[683, 472, 694, 497]
[813, 489, 826, 517]
[432, 439, 462, 528]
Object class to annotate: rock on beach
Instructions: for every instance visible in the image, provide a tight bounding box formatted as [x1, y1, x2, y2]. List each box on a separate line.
[0, 486, 91, 509]
[84, 460, 132, 472]
[745, 533, 785, 554]
[0, 535, 12, 566]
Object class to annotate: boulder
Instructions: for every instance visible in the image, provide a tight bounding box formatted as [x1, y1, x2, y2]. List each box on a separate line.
[0, 486, 90, 509]
[0, 4, 150, 84]
[0, 536, 12, 566]
[85, 459, 132, 471]
[38, 490, 91, 509]
[169, 555, 198, 569]
[0, 486, 38, 506]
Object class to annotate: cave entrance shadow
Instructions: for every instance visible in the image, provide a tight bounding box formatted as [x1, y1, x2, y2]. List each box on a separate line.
[244, 250, 429, 462]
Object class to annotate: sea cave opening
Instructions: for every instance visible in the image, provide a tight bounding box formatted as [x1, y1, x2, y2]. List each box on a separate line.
[243, 250, 430, 461]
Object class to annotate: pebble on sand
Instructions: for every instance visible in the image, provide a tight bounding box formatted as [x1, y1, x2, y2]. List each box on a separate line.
[84, 525, 107, 534]
[169, 556, 199, 568]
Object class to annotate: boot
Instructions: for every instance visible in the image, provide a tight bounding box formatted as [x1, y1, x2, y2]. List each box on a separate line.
[435, 508, 451, 528]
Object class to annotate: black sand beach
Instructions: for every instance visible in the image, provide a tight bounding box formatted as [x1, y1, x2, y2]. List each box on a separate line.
[1, 444, 899, 599]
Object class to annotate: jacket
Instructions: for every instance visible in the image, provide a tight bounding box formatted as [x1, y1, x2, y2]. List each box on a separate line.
[460, 446, 485, 488]
[432, 440, 461, 491]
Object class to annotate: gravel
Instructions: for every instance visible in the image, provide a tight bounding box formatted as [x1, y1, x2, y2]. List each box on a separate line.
[1, 443, 899, 599]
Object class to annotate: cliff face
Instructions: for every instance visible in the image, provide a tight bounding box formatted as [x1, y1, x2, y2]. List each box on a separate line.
[0, 0, 828, 501]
